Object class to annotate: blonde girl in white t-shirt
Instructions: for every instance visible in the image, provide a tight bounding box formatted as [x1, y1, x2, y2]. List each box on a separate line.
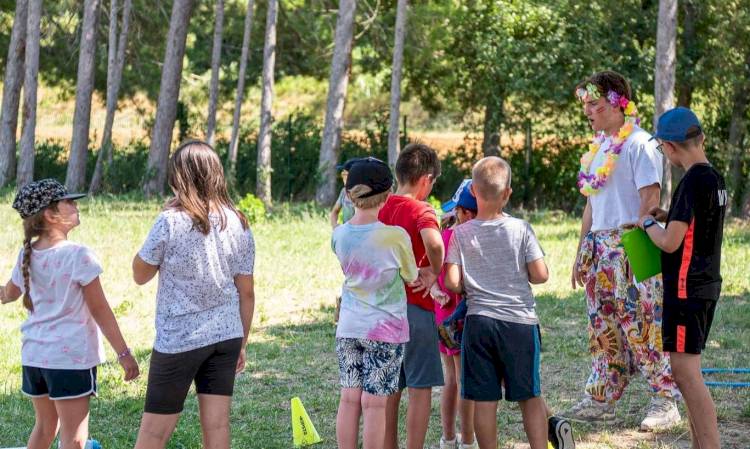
[1, 179, 139, 449]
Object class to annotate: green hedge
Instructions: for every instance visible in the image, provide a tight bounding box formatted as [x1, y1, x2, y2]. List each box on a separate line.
[26, 113, 586, 211]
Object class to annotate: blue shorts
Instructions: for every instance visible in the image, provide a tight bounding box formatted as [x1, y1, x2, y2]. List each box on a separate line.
[461, 315, 541, 402]
[22, 366, 98, 400]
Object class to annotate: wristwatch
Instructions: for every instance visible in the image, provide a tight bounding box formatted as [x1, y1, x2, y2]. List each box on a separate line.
[643, 217, 657, 229]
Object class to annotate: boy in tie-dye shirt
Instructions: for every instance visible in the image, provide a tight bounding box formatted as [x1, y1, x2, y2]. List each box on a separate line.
[331, 158, 418, 449]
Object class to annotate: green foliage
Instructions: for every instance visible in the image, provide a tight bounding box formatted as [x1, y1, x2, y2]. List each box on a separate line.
[28, 114, 584, 212]
[2, 0, 750, 212]
[431, 137, 585, 212]
[30, 140, 151, 194]
[426, 195, 443, 216]
[237, 193, 267, 224]
[215, 112, 396, 202]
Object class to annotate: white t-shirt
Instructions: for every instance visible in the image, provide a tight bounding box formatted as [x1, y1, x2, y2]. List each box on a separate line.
[588, 126, 663, 231]
[138, 207, 254, 354]
[11, 241, 105, 370]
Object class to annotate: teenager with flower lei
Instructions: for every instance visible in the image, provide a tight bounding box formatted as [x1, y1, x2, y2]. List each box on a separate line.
[566, 71, 682, 430]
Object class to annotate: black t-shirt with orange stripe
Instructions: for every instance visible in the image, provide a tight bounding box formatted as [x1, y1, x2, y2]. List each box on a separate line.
[662, 163, 727, 303]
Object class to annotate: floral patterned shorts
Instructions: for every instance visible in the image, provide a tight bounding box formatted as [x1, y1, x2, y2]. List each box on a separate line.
[336, 337, 404, 396]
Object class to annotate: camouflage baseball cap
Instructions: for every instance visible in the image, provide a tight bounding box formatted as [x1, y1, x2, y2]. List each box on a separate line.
[12, 179, 86, 219]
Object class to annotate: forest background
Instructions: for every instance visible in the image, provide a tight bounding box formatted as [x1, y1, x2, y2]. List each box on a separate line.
[0, 0, 748, 216]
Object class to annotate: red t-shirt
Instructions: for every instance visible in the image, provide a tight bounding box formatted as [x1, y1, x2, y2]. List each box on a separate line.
[378, 195, 440, 311]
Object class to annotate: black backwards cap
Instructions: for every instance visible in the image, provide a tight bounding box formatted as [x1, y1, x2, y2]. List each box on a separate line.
[344, 157, 393, 198]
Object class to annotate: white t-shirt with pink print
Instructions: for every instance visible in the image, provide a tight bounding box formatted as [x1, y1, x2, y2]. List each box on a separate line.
[11, 241, 105, 370]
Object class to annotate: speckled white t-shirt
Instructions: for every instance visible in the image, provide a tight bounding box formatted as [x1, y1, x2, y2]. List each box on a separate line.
[138, 207, 255, 353]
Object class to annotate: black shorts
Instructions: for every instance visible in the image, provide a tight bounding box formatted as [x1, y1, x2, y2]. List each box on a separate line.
[461, 315, 541, 402]
[663, 299, 717, 355]
[22, 366, 97, 400]
[145, 338, 243, 414]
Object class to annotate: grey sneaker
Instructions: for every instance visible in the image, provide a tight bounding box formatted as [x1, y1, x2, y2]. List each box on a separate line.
[640, 396, 681, 431]
[439, 436, 457, 449]
[564, 397, 615, 422]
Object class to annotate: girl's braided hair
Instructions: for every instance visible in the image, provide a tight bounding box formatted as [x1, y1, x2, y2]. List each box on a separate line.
[20, 203, 56, 312]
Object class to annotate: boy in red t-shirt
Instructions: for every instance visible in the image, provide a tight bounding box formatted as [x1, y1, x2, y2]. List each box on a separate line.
[379, 143, 445, 449]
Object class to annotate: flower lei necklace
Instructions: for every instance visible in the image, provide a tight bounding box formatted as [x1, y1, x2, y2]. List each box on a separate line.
[575, 83, 640, 196]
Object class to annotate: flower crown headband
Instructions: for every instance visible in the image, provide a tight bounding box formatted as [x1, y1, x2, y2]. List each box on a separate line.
[576, 83, 637, 117]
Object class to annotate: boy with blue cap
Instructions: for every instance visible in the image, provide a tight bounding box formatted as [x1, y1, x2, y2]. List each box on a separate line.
[639, 107, 726, 449]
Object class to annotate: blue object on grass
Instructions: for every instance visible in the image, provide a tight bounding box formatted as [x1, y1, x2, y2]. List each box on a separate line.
[56, 439, 101, 449]
[702, 368, 750, 388]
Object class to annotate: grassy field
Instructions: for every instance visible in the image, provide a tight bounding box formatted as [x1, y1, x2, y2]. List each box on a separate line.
[0, 193, 748, 449]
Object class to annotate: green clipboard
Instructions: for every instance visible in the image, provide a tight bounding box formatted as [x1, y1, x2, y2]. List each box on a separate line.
[621, 228, 662, 282]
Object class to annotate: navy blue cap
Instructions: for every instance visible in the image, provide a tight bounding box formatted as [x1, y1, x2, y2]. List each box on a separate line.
[441, 179, 478, 213]
[653, 107, 703, 142]
[345, 157, 393, 197]
[336, 157, 366, 171]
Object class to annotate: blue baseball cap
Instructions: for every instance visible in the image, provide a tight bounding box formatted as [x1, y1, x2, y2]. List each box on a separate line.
[441, 179, 478, 213]
[653, 107, 703, 142]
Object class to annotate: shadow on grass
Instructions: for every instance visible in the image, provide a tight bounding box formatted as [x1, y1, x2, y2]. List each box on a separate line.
[0, 319, 341, 449]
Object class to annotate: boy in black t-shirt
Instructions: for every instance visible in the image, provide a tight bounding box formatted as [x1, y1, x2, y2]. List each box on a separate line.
[639, 107, 725, 449]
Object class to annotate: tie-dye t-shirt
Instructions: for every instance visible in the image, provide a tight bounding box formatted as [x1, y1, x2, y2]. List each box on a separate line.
[332, 221, 418, 343]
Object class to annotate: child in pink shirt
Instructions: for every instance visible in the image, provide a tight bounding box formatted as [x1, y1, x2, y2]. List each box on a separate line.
[431, 180, 478, 449]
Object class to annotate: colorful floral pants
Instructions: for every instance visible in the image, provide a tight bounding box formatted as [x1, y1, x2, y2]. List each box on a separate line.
[578, 229, 680, 404]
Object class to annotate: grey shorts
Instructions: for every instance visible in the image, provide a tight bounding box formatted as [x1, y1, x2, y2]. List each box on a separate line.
[336, 337, 404, 396]
[398, 303, 444, 389]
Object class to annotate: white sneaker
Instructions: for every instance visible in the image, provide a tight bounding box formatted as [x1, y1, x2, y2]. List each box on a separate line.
[640, 396, 681, 431]
[564, 397, 615, 422]
[440, 436, 457, 449]
[456, 435, 479, 449]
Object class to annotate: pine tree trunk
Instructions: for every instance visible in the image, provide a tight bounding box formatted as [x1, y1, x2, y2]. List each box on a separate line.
[66, 0, 101, 191]
[315, 0, 356, 206]
[728, 51, 750, 217]
[677, 0, 698, 108]
[205, 0, 224, 146]
[742, 181, 750, 219]
[90, 0, 132, 194]
[0, 0, 28, 187]
[256, 0, 277, 206]
[143, 0, 195, 197]
[227, 0, 255, 184]
[387, 0, 408, 168]
[16, 0, 42, 189]
[654, 0, 677, 207]
[482, 95, 503, 157]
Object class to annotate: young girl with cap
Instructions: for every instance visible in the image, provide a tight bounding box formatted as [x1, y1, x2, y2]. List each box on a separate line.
[331, 157, 418, 449]
[1, 179, 139, 449]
